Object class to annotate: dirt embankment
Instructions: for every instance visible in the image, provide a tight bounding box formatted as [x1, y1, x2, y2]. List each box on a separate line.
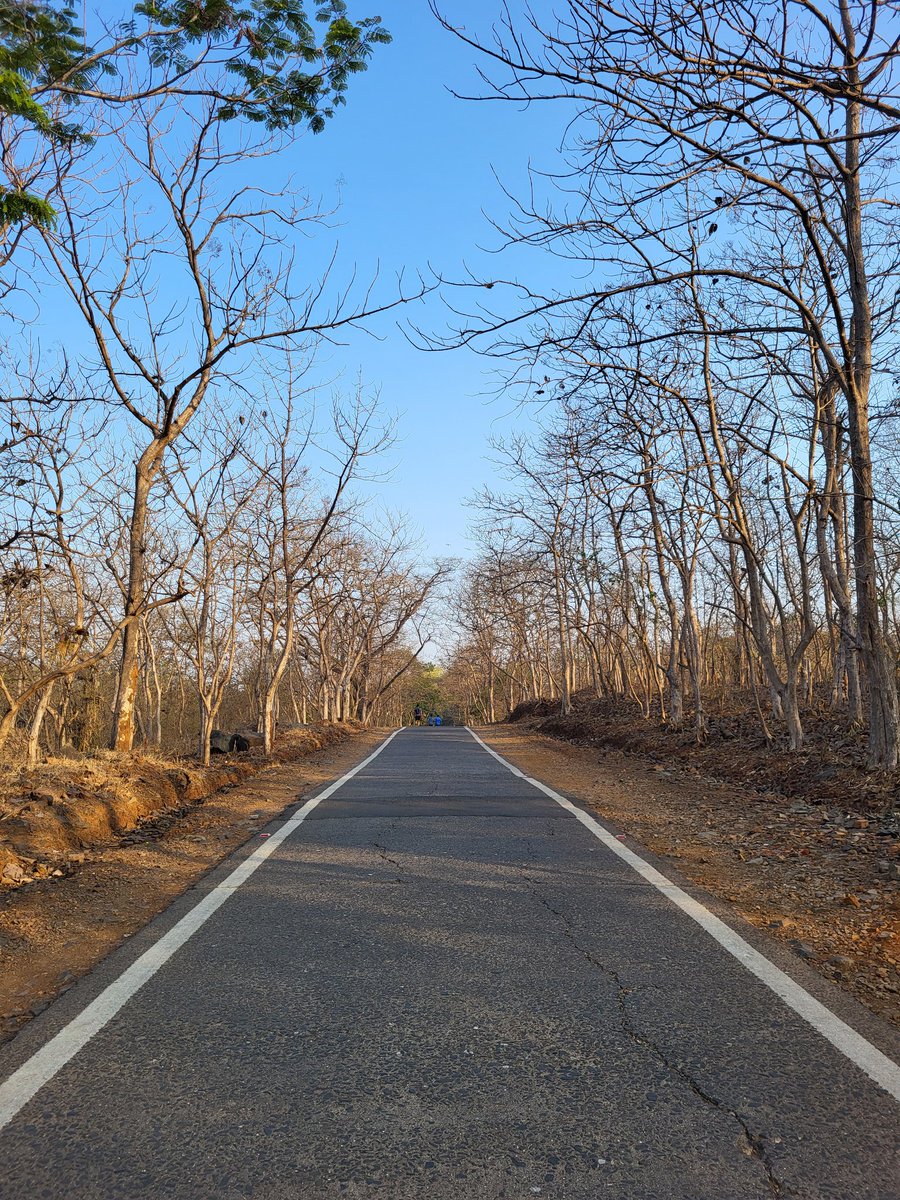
[491, 698, 900, 1028]
[0, 725, 353, 887]
[0, 724, 383, 1043]
[511, 693, 900, 814]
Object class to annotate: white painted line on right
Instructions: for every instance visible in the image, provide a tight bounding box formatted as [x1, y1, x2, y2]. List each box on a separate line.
[467, 726, 900, 1104]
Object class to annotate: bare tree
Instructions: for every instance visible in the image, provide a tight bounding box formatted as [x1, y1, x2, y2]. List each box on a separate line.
[305, 517, 448, 723]
[245, 383, 390, 753]
[32, 96, 411, 750]
[162, 424, 260, 764]
[0, 393, 122, 757]
[436, 0, 900, 766]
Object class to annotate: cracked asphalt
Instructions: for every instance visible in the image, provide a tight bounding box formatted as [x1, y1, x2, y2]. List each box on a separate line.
[0, 726, 898, 1199]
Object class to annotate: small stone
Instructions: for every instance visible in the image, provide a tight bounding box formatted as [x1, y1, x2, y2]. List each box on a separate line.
[849, 817, 869, 830]
[842, 893, 861, 907]
[747, 856, 765, 865]
[1, 862, 25, 885]
[827, 955, 853, 969]
[792, 941, 818, 960]
[768, 917, 794, 929]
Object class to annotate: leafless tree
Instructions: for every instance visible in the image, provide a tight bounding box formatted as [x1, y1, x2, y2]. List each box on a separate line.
[436, 0, 900, 766]
[30, 95, 412, 751]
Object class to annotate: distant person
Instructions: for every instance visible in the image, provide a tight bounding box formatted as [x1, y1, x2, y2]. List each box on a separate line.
[434, 715, 442, 726]
[413, 705, 423, 726]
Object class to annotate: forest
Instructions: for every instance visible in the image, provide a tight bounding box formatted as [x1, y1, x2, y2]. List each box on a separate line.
[4, 0, 900, 793]
[0, 1, 449, 768]
[438, 0, 900, 792]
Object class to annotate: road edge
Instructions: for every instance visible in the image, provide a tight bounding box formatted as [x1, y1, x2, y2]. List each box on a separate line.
[0, 728, 402, 1132]
[467, 726, 900, 1104]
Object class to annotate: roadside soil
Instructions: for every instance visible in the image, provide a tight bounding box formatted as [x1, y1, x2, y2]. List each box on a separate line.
[479, 724, 900, 1029]
[0, 727, 386, 1044]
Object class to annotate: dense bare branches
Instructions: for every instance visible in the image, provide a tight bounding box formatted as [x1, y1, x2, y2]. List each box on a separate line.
[0, 9, 435, 763]
[436, 0, 900, 768]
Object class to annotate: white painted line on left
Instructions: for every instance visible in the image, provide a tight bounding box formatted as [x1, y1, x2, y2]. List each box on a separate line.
[0, 728, 402, 1133]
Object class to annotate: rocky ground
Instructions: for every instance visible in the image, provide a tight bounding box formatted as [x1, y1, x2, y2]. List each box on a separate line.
[481, 715, 900, 1028]
[0, 726, 384, 1043]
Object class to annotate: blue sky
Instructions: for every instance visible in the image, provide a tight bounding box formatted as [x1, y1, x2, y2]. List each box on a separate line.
[282, 1, 572, 560]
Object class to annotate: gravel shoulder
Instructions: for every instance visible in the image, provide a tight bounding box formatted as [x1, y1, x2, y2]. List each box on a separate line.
[478, 723, 900, 1029]
[0, 727, 387, 1044]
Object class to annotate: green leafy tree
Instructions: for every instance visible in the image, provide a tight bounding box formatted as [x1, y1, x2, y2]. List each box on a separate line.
[0, 1, 93, 225]
[0, 0, 389, 227]
[406, 662, 446, 721]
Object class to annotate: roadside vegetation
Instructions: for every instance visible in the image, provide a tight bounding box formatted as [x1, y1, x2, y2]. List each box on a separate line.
[436, 2, 900, 805]
[0, 1, 445, 782]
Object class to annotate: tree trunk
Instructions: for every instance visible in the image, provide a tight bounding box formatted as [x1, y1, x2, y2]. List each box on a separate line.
[198, 697, 219, 768]
[111, 463, 154, 751]
[841, 34, 900, 767]
[25, 682, 55, 767]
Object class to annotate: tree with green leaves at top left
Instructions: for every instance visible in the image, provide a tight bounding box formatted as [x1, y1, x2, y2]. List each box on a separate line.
[0, 0, 389, 230]
[0, 0, 88, 226]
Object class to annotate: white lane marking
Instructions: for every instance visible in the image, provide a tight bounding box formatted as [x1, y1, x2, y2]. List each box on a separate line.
[466, 726, 900, 1104]
[0, 729, 402, 1132]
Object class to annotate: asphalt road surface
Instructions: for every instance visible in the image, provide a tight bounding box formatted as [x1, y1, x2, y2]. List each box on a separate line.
[0, 727, 898, 1199]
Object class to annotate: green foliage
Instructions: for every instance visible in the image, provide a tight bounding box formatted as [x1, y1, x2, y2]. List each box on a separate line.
[0, 65, 50, 128]
[0, 2, 100, 228]
[0, 1, 92, 85]
[0, 188, 55, 226]
[0, 1, 102, 140]
[0, 1, 390, 228]
[407, 662, 446, 719]
[134, 1, 391, 130]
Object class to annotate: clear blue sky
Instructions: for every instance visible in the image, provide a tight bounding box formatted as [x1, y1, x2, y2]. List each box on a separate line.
[284, 1, 573, 560]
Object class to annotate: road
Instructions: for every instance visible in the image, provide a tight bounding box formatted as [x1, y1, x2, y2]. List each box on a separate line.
[0, 727, 898, 1199]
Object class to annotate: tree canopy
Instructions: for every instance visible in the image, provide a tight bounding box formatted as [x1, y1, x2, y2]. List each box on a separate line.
[0, 0, 389, 226]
